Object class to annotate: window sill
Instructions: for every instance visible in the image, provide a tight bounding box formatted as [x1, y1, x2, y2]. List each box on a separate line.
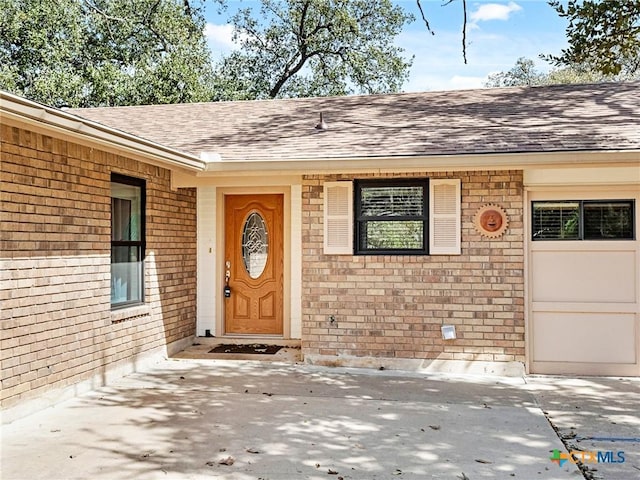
[110, 304, 150, 324]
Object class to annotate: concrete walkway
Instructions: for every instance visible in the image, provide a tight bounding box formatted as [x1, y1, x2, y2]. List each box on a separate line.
[1, 358, 638, 480]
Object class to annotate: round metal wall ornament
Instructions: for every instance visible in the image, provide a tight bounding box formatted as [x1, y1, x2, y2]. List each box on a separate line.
[474, 204, 509, 238]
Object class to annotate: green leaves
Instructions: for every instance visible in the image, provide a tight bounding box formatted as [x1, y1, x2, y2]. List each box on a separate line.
[1, 0, 216, 107]
[484, 56, 638, 89]
[0, 0, 85, 106]
[547, 0, 640, 76]
[212, 0, 413, 99]
[485, 58, 545, 87]
[2, 0, 412, 105]
[486, 1, 640, 88]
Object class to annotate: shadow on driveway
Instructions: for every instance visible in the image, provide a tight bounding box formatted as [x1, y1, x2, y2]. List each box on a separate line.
[2, 359, 636, 479]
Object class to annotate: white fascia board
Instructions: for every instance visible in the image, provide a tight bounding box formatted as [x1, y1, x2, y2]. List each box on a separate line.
[198, 149, 640, 176]
[1, 91, 207, 173]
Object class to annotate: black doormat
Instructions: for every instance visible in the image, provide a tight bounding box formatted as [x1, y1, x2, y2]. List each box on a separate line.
[209, 344, 283, 355]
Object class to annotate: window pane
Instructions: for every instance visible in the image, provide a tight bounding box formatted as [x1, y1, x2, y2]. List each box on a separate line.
[532, 202, 580, 240]
[360, 221, 423, 249]
[360, 186, 423, 217]
[111, 176, 145, 308]
[242, 212, 269, 279]
[584, 201, 634, 240]
[111, 246, 143, 304]
[111, 183, 141, 241]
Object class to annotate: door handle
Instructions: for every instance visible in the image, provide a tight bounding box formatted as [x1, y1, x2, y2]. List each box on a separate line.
[224, 264, 231, 297]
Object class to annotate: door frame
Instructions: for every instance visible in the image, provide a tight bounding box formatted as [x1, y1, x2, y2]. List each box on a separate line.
[216, 186, 292, 338]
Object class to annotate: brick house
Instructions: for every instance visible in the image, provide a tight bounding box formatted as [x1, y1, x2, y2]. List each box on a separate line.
[1, 93, 203, 420]
[2, 82, 639, 418]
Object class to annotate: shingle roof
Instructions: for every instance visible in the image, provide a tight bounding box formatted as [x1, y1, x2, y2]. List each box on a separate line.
[70, 82, 640, 162]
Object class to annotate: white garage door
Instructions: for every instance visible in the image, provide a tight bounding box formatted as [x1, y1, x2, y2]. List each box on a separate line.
[528, 191, 640, 376]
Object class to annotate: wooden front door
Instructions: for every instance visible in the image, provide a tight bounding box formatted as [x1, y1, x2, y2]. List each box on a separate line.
[224, 194, 284, 335]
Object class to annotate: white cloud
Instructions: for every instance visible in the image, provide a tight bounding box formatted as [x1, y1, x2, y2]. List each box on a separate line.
[409, 75, 487, 92]
[448, 75, 488, 90]
[204, 23, 238, 52]
[471, 2, 522, 23]
[404, 71, 489, 92]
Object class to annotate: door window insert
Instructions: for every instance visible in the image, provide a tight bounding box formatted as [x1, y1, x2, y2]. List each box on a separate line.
[532, 200, 635, 240]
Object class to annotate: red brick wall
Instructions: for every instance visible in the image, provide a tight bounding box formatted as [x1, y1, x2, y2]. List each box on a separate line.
[301, 171, 524, 364]
[0, 124, 197, 411]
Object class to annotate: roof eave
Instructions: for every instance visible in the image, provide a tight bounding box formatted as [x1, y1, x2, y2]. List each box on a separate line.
[1, 91, 207, 173]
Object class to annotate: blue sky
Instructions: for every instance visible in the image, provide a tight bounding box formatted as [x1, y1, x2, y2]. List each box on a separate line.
[203, 0, 570, 92]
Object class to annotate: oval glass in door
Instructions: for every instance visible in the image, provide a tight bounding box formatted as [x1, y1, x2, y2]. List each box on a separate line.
[242, 212, 269, 279]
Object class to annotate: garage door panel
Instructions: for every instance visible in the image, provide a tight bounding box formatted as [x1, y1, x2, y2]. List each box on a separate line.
[532, 312, 637, 364]
[529, 361, 640, 377]
[532, 302, 637, 313]
[531, 250, 637, 303]
[528, 189, 639, 376]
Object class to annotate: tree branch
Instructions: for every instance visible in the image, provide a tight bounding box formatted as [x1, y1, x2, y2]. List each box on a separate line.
[242, 23, 270, 52]
[416, 0, 434, 34]
[269, 46, 346, 98]
[436, 0, 467, 65]
[270, 53, 308, 97]
[461, 0, 467, 64]
[143, 0, 169, 53]
[84, 0, 127, 22]
[183, 0, 192, 17]
[83, 0, 125, 45]
[298, 0, 310, 44]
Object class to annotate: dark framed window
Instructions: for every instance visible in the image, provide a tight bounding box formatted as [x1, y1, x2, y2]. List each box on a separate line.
[532, 200, 635, 241]
[355, 178, 429, 254]
[111, 174, 145, 308]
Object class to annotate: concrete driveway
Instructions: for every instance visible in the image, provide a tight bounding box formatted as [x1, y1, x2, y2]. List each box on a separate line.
[1, 358, 638, 480]
[524, 375, 640, 480]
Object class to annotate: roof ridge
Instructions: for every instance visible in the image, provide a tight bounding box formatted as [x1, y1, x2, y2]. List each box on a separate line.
[70, 80, 639, 112]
